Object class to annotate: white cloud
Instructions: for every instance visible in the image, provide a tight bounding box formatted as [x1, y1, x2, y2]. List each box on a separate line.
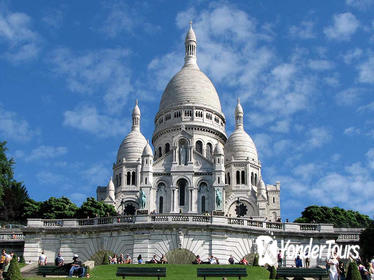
[342, 48, 362, 64]
[293, 163, 320, 181]
[100, 2, 158, 38]
[42, 8, 63, 29]
[81, 163, 111, 186]
[324, 12, 359, 41]
[308, 60, 334, 71]
[269, 120, 290, 133]
[49, 48, 133, 113]
[0, 8, 40, 63]
[335, 88, 364, 106]
[357, 55, 374, 84]
[344, 126, 360, 135]
[36, 171, 65, 185]
[63, 105, 128, 137]
[367, 148, 374, 169]
[289, 21, 315, 39]
[306, 127, 331, 148]
[358, 102, 374, 112]
[346, 0, 374, 9]
[25, 145, 67, 162]
[0, 105, 36, 142]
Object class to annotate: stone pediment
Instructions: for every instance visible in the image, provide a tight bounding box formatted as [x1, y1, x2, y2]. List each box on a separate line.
[193, 151, 213, 172]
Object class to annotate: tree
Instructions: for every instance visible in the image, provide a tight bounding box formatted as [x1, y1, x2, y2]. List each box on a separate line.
[346, 261, 361, 280]
[102, 252, 110, 265]
[294, 205, 372, 228]
[0, 141, 13, 203]
[22, 199, 42, 219]
[359, 220, 374, 262]
[76, 197, 116, 218]
[5, 254, 23, 280]
[0, 182, 29, 222]
[39, 197, 78, 219]
[253, 253, 259, 266]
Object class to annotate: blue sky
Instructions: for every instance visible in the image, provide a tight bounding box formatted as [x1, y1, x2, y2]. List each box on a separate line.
[1, 0, 374, 221]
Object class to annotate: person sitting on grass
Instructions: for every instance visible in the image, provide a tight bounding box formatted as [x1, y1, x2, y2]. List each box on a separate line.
[117, 253, 124, 264]
[209, 255, 219, 264]
[124, 254, 132, 264]
[228, 255, 235, 264]
[160, 254, 168, 264]
[55, 252, 64, 266]
[111, 254, 117, 264]
[137, 254, 143, 264]
[149, 255, 158, 264]
[239, 257, 248, 265]
[38, 251, 47, 266]
[69, 254, 85, 278]
[192, 255, 202, 264]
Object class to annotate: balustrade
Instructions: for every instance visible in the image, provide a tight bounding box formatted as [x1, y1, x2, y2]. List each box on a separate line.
[300, 224, 318, 231]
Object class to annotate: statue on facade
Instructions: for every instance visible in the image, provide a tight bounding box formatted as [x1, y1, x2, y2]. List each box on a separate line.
[179, 145, 188, 165]
[139, 190, 146, 209]
[215, 189, 222, 208]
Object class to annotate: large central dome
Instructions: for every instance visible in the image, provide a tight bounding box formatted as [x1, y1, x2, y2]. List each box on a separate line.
[158, 65, 222, 114]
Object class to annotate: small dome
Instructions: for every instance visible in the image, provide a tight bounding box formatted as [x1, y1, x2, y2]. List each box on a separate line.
[117, 130, 147, 162]
[108, 177, 115, 191]
[225, 128, 258, 162]
[142, 141, 153, 156]
[133, 100, 140, 116]
[185, 24, 196, 42]
[158, 66, 222, 114]
[214, 142, 224, 155]
[235, 99, 243, 115]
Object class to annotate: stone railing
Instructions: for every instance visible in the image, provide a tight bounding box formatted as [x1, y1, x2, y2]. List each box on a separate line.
[27, 215, 336, 235]
[334, 228, 363, 242]
[0, 233, 24, 241]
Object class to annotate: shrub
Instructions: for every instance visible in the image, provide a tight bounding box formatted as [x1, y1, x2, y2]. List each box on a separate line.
[253, 253, 259, 266]
[346, 261, 361, 280]
[102, 252, 110, 265]
[6, 254, 23, 280]
[269, 266, 277, 279]
[18, 255, 25, 264]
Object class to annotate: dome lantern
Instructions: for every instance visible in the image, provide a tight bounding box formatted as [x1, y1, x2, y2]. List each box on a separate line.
[184, 21, 198, 69]
[235, 98, 244, 129]
[132, 99, 141, 131]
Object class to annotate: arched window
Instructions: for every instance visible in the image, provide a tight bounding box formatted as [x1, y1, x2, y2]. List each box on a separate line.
[227, 172, 231, 185]
[206, 143, 213, 159]
[119, 173, 122, 186]
[196, 140, 203, 154]
[145, 177, 148, 184]
[255, 174, 258, 185]
[115, 175, 118, 187]
[201, 196, 206, 213]
[127, 172, 131, 185]
[159, 196, 164, 214]
[273, 197, 275, 203]
[241, 171, 245, 185]
[178, 179, 187, 206]
[158, 147, 162, 158]
[165, 143, 170, 154]
[131, 171, 136, 185]
[236, 171, 240, 184]
[251, 172, 254, 185]
[218, 177, 220, 184]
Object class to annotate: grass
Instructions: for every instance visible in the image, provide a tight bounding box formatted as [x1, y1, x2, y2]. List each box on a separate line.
[24, 264, 270, 280]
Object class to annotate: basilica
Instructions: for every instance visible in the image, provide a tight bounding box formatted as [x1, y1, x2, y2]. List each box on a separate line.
[97, 24, 281, 221]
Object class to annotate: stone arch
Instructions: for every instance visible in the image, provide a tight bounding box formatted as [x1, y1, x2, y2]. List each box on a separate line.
[89, 250, 115, 265]
[195, 140, 203, 154]
[198, 181, 209, 213]
[226, 196, 258, 218]
[165, 143, 170, 154]
[119, 199, 138, 215]
[165, 248, 196, 264]
[177, 178, 188, 207]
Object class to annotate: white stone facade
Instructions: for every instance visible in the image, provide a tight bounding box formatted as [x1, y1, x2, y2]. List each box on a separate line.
[97, 23, 280, 221]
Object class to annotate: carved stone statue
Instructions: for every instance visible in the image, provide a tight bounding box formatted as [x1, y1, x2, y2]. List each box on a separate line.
[215, 188, 222, 209]
[139, 189, 146, 209]
[179, 145, 187, 165]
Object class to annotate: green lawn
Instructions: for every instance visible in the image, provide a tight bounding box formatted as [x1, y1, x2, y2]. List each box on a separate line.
[24, 264, 270, 280]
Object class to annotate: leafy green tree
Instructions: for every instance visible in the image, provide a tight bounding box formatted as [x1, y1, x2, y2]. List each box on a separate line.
[253, 253, 259, 266]
[22, 199, 42, 219]
[39, 197, 78, 219]
[0, 141, 13, 203]
[76, 197, 116, 218]
[5, 254, 23, 280]
[0, 182, 29, 222]
[359, 221, 374, 262]
[294, 205, 372, 228]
